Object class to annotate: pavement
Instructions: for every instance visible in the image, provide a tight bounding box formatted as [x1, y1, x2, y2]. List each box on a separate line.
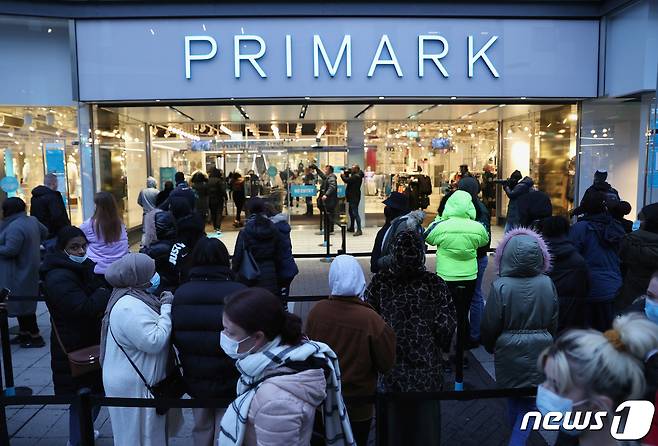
[3, 237, 554, 446]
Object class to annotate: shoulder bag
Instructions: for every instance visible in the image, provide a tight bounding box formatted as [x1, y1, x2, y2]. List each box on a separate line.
[51, 318, 100, 378]
[109, 327, 186, 415]
[239, 243, 261, 282]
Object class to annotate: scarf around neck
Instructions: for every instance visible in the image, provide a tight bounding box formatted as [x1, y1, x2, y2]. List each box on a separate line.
[218, 337, 355, 446]
[99, 253, 161, 365]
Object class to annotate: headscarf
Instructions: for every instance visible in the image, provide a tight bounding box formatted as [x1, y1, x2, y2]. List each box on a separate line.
[55, 225, 86, 251]
[146, 176, 157, 189]
[389, 230, 426, 277]
[329, 255, 366, 299]
[100, 253, 160, 364]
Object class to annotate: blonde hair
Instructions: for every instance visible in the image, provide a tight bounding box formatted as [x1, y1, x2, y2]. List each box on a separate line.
[538, 314, 658, 405]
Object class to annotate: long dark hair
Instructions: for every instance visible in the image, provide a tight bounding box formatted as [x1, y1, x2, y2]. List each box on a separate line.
[92, 191, 122, 243]
[224, 288, 303, 345]
[191, 237, 230, 268]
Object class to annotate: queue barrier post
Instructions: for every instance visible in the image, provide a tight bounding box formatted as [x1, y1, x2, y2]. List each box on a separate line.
[78, 388, 96, 446]
[0, 289, 15, 397]
[455, 286, 467, 391]
[0, 289, 8, 446]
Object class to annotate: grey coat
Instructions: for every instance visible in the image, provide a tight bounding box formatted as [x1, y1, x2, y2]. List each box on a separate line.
[0, 212, 48, 316]
[481, 227, 558, 389]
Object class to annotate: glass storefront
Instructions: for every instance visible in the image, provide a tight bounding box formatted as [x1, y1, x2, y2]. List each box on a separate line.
[0, 106, 81, 224]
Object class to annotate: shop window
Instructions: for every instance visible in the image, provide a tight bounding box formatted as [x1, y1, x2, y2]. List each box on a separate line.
[0, 106, 81, 224]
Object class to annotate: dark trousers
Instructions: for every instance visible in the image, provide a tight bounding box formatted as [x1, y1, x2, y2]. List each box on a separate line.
[234, 198, 245, 222]
[351, 418, 372, 446]
[585, 301, 614, 332]
[446, 280, 477, 342]
[385, 400, 440, 446]
[325, 204, 337, 232]
[305, 197, 313, 215]
[347, 200, 361, 231]
[17, 314, 39, 335]
[209, 201, 224, 230]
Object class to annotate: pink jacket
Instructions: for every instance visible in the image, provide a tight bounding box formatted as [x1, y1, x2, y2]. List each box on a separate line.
[243, 368, 327, 446]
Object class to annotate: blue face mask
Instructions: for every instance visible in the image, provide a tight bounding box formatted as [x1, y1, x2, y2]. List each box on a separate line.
[645, 298, 658, 324]
[146, 272, 160, 294]
[536, 385, 589, 436]
[67, 253, 88, 264]
[632, 220, 641, 231]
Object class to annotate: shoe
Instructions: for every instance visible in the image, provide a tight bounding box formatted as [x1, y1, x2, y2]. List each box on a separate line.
[10, 333, 28, 345]
[346, 228, 354, 233]
[465, 338, 480, 350]
[21, 335, 45, 348]
[353, 229, 363, 237]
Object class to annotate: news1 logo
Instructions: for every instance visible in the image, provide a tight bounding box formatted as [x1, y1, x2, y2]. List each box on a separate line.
[521, 401, 655, 440]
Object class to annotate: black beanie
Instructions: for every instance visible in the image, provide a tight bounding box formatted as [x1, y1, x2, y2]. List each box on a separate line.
[56, 226, 87, 251]
[2, 197, 26, 217]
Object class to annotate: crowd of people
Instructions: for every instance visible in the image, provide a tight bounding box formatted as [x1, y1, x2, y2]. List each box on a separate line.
[1, 167, 658, 446]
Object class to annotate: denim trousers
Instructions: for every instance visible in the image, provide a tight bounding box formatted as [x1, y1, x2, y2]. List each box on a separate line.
[469, 255, 489, 341]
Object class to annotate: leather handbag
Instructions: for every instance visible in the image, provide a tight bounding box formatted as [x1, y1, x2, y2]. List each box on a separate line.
[110, 327, 186, 415]
[51, 319, 101, 378]
[239, 245, 261, 281]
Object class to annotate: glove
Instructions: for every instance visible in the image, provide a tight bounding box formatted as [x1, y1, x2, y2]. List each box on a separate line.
[159, 291, 174, 306]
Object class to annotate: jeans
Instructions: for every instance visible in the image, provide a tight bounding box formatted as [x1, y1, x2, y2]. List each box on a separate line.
[469, 256, 488, 341]
[348, 200, 361, 231]
[209, 201, 224, 230]
[69, 401, 100, 446]
[507, 397, 536, 446]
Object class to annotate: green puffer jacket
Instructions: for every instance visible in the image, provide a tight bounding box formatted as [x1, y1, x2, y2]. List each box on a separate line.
[481, 228, 559, 389]
[424, 190, 488, 281]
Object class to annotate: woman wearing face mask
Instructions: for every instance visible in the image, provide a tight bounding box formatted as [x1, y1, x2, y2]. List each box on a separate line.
[101, 253, 182, 446]
[538, 313, 658, 446]
[41, 225, 111, 446]
[218, 287, 354, 446]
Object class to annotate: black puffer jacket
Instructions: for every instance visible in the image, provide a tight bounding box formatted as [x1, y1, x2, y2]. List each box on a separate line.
[30, 186, 70, 239]
[232, 213, 282, 294]
[171, 265, 246, 398]
[545, 235, 590, 333]
[618, 229, 658, 310]
[141, 211, 178, 291]
[40, 252, 110, 394]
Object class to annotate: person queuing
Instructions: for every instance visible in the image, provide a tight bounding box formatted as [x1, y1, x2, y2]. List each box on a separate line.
[306, 255, 396, 446]
[171, 237, 246, 446]
[218, 288, 355, 446]
[313, 164, 338, 233]
[137, 177, 159, 219]
[302, 167, 315, 216]
[537, 314, 658, 446]
[230, 172, 246, 228]
[365, 231, 456, 446]
[80, 191, 129, 275]
[191, 170, 210, 223]
[572, 169, 621, 219]
[500, 170, 533, 232]
[0, 197, 48, 348]
[140, 209, 179, 292]
[375, 198, 426, 274]
[30, 172, 71, 250]
[537, 216, 590, 333]
[101, 253, 182, 446]
[370, 192, 410, 273]
[618, 203, 658, 310]
[41, 225, 111, 446]
[481, 227, 558, 446]
[208, 168, 228, 234]
[570, 190, 625, 331]
[425, 190, 489, 338]
[167, 171, 197, 210]
[516, 188, 553, 229]
[612, 200, 634, 233]
[265, 202, 299, 302]
[155, 180, 174, 208]
[232, 198, 283, 296]
[341, 164, 365, 236]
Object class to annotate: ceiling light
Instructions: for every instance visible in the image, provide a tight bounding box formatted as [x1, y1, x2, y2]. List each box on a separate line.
[590, 129, 596, 134]
[456, 128, 462, 133]
[304, 97, 310, 100]
[14, 140, 19, 145]
[524, 126, 529, 132]
[47, 28, 52, 33]
[219, 125, 233, 136]
[568, 113, 578, 122]
[378, 96, 385, 100]
[271, 125, 280, 140]
[450, 96, 457, 100]
[499, 104, 506, 108]
[317, 125, 327, 139]
[471, 133, 475, 138]
[8, 132, 13, 137]
[29, 126, 35, 132]
[558, 129, 566, 134]
[467, 124, 473, 131]
[507, 129, 512, 134]
[520, 97, 527, 100]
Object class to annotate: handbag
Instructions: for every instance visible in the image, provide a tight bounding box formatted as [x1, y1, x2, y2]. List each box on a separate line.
[239, 244, 261, 281]
[110, 327, 186, 415]
[51, 318, 100, 378]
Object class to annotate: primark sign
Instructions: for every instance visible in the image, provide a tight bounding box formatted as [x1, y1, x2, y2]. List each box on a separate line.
[76, 18, 599, 101]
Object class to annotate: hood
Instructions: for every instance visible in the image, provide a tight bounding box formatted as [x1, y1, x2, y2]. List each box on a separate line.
[40, 250, 96, 277]
[495, 227, 552, 277]
[0, 211, 25, 231]
[520, 176, 534, 187]
[389, 230, 426, 276]
[458, 176, 480, 198]
[583, 214, 625, 249]
[245, 214, 278, 241]
[269, 213, 291, 233]
[188, 264, 234, 281]
[154, 211, 176, 240]
[31, 185, 56, 198]
[329, 255, 366, 298]
[264, 368, 326, 406]
[545, 235, 578, 261]
[146, 177, 157, 189]
[443, 190, 476, 220]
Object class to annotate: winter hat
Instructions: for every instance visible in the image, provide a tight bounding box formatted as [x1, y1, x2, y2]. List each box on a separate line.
[1, 197, 26, 218]
[594, 170, 608, 183]
[382, 192, 410, 212]
[640, 203, 658, 225]
[458, 176, 480, 198]
[510, 170, 523, 182]
[390, 230, 426, 276]
[56, 225, 87, 251]
[329, 255, 366, 299]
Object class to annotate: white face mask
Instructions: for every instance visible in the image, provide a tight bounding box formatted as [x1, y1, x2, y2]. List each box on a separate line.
[220, 331, 255, 360]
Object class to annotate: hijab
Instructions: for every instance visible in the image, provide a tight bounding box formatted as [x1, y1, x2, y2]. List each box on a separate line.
[329, 255, 366, 299]
[100, 253, 160, 364]
[389, 230, 427, 277]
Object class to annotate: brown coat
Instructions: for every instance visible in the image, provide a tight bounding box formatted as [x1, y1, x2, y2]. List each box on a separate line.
[305, 297, 396, 421]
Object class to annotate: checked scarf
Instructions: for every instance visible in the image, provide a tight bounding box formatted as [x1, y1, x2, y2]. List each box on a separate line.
[218, 336, 355, 446]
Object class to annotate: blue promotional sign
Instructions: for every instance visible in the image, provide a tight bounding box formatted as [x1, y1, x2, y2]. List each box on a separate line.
[160, 167, 176, 188]
[45, 143, 68, 207]
[0, 176, 19, 193]
[76, 18, 598, 101]
[290, 184, 317, 198]
[337, 184, 346, 198]
[267, 165, 278, 177]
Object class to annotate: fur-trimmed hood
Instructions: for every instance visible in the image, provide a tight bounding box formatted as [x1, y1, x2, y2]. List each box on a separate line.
[495, 227, 552, 277]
